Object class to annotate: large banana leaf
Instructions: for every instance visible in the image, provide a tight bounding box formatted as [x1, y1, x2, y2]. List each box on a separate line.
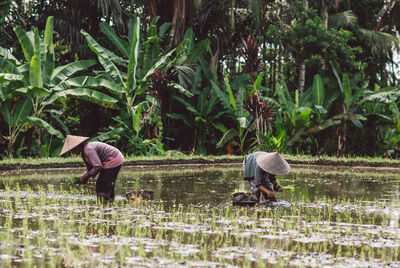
[98, 56, 125, 85]
[81, 30, 127, 68]
[363, 87, 400, 103]
[0, 73, 24, 81]
[141, 49, 176, 82]
[45, 88, 117, 106]
[43, 16, 55, 86]
[169, 82, 193, 97]
[12, 98, 33, 125]
[142, 17, 161, 72]
[14, 26, 34, 62]
[44, 16, 54, 56]
[224, 76, 237, 112]
[342, 74, 352, 111]
[29, 52, 43, 88]
[48, 109, 70, 135]
[167, 113, 191, 127]
[276, 82, 291, 114]
[183, 34, 210, 66]
[62, 76, 125, 97]
[126, 17, 140, 91]
[0, 101, 12, 124]
[0, 47, 19, 63]
[211, 81, 231, 112]
[205, 94, 219, 117]
[26, 116, 63, 139]
[100, 22, 129, 58]
[390, 102, 400, 124]
[0, 56, 21, 75]
[51, 60, 96, 85]
[295, 108, 312, 125]
[14, 86, 51, 98]
[93, 127, 124, 142]
[216, 128, 239, 148]
[132, 104, 142, 135]
[172, 95, 198, 114]
[184, 28, 195, 53]
[32, 29, 41, 61]
[312, 74, 324, 106]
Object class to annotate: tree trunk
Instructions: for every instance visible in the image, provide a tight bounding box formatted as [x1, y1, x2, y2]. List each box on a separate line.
[298, 0, 308, 95]
[320, 1, 328, 71]
[375, 0, 396, 31]
[335, 0, 340, 11]
[271, 44, 276, 90]
[231, 0, 235, 32]
[147, 0, 194, 46]
[298, 56, 306, 95]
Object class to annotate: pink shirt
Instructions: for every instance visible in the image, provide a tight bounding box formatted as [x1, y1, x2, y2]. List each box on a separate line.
[82, 142, 124, 177]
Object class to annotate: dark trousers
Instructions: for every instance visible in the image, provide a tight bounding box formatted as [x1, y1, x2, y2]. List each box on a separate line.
[96, 165, 122, 201]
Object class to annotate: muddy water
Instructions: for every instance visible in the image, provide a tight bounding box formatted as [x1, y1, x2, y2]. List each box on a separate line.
[1, 167, 398, 205]
[0, 166, 399, 267]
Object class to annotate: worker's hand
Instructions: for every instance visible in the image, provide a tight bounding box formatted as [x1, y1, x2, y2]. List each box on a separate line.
[265, 189, 277, 202]
[71, 175, 80, 185]
[273, 183, 283, 192]
[78, 176, 88, 184]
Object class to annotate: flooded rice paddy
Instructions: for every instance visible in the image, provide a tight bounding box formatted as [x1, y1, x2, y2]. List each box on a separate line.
[0, 164, 399, 267]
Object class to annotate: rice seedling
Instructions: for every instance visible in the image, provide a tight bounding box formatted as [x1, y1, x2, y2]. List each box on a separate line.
[0, 167, 398, 267]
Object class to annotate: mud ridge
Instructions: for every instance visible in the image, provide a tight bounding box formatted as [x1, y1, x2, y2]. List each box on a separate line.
[0, 157, 399, 171]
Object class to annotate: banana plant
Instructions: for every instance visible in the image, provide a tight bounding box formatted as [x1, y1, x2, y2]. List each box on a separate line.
[282, 70, 371, 154]
[79, 17, 209, 144]
[165, 55, 224, 154]
[274, 81, 312, 150]
[169, 86, 226, 154]
[212, 75, 255, 155]
[0, 16, 117, 156]
[362, 85, 400, 155]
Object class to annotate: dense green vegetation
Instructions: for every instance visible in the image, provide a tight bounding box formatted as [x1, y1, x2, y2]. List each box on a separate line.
[0, 0, 399, 158]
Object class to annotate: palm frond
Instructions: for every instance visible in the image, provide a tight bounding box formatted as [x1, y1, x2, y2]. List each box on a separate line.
[328, 10, 357, 29]
[172, 65, 195, 90]
[359, 28, 400, 54]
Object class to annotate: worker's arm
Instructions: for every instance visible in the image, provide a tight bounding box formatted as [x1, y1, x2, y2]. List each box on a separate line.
[80, 146, 103, 182]
[257, 185, 277, 202]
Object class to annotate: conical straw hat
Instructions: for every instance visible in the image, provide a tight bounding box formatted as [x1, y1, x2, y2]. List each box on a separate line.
[59, 135, 89, 156]
[255, 152, 290, 175]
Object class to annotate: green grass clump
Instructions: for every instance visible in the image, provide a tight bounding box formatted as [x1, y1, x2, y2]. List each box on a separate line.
[281, 185, 295, 192]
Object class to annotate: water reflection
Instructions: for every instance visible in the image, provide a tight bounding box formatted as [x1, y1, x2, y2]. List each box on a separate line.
[0, 167, 398, 206]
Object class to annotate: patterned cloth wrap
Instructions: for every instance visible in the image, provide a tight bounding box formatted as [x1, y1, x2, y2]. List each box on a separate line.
[248, 178, 273, 195]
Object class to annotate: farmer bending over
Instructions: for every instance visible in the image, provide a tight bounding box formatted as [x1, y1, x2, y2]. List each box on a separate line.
[243, 152, 290, 202]
[60, 135, 124, 201]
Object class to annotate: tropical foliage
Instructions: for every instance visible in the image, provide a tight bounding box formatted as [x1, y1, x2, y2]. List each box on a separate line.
[0, 0, 399, 158]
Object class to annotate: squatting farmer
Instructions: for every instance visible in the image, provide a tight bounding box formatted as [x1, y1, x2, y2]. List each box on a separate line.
[59, 135, 124, 201]
[243, 152, 291, 202]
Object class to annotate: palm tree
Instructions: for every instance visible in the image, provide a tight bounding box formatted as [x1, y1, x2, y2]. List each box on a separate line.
[53, 0, 126, 55]
[348, 0, 400, 87]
